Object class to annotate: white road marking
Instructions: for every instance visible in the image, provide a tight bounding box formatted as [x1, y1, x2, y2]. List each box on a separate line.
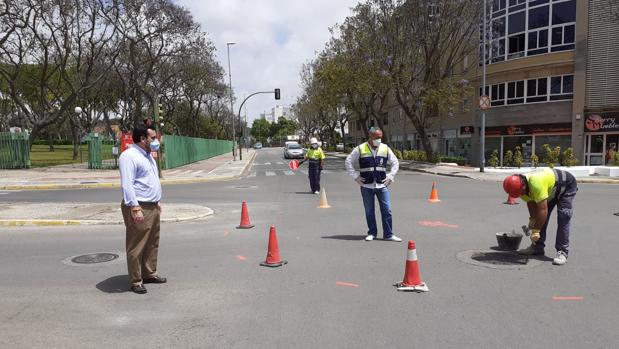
[264, 162, 271, 165]
[265, 171, 276, 176]
[284, 170, 295, 176]
[248, 172, 256, 177]
[276, 161, 284, 165]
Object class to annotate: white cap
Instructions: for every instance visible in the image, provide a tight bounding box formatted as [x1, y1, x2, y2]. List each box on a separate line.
[310, 137, 318, 144]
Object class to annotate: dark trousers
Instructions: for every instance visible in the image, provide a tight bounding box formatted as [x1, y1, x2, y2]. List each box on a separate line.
[537, 170, 578, 254]
[308, 164, 321, 192]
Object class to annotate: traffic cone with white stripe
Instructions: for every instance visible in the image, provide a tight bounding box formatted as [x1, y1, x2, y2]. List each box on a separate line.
[503, 194, 519, 205]
[394, 240, 429, 292]
[260, 225, 287, 268]
[318, 187, 331, 208]
[236, 201, 254, 229]
[428, 182, 440, 203]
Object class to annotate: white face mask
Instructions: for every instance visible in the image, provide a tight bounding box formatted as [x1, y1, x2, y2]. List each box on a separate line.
[372, 139, 382, 147]
[311, 144, 318, 149]
[149, 139, 160, 152]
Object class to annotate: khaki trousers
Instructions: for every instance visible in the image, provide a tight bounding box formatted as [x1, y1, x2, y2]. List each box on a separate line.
[121, 203, 161, 286]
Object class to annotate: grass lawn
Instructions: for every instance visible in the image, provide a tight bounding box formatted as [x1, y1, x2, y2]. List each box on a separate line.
[30, 144, 116, 167]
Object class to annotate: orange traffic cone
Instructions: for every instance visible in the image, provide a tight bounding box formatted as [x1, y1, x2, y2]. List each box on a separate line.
[236, 201, 255, 229]
[318, 187, 331, 208]
[394, 240, 429, 292]
[428, 181, 441, 203]
[260, 225, 287, 267]
[503, 194, 519, 205]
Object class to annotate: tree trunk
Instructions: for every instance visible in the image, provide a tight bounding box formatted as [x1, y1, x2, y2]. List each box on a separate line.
[47, 132, 55, 152]
[70, 121, 80, 161]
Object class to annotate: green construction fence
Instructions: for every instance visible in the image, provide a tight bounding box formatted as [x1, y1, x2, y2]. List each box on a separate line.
[0, 132, 31, 169]
[163, 135, 233, 169]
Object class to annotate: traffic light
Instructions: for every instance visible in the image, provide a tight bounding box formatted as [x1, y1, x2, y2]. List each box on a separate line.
[274, 88, 280, 100]
[158, 103, 164, 120]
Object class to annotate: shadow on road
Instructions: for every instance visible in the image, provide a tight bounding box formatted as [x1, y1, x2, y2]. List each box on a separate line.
[322, 235, 365, 241]
[287, 192, 315, 195]
[96, 275, 130, 293]
[488, 246, 554, 262]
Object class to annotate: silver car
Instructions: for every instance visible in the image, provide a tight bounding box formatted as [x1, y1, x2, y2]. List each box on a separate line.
[283, 143, 305, 159]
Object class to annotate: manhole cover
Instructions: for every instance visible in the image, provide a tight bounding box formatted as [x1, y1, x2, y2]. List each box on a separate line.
[71, 253, 119, 264]
[456, 250, 544, 270]
[471, 251, 528, 265]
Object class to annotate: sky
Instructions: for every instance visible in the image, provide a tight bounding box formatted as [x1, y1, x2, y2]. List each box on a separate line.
[176, 0, 360, 124]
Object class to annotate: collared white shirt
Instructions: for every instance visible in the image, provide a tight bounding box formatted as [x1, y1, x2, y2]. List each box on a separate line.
[345, 143, 399, 189]
[119, 144, 162, 206]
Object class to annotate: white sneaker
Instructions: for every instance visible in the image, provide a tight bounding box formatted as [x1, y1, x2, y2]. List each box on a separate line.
[314, 191, 319, 195]
[553, 251, 568, 265]
[385, 235, 402, 242]
[365, 235, 375, 241]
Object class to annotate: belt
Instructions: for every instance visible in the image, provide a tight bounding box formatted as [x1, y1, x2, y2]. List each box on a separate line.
[138, 201, 159, 206]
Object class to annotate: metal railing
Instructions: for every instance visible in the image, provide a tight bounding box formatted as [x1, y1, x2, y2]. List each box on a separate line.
[163, 135, 233, 169]
[0, 132, 31, 169]
[88, 133, 119, 169]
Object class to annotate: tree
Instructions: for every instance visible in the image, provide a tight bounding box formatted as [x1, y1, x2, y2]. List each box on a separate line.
[251, 118, 271, 144]
[371, 0, 478, 159]
[0, 0, 121, 146]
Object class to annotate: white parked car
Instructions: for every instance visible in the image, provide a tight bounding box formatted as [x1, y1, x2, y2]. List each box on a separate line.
[283, 143, 305, 159]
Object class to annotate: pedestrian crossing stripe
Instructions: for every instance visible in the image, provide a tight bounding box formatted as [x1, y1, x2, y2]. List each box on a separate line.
[265, 171, 276, 176]
[284, 170, 294, 175]
[264, 162, 271, 165]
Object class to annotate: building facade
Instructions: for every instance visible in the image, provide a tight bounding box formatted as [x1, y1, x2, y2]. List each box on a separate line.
[346, 0, 619, 166]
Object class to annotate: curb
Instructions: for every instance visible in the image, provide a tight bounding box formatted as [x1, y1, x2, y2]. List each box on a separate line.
[0, 207, 214, 227]
[0, 152, 257, 191]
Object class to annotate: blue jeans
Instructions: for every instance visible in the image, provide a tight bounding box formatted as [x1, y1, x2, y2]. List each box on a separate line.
[360, 186, 393, 238]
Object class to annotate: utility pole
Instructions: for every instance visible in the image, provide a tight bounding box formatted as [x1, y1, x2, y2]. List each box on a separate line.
[227, 42, 237, 161]
[480, 0, 487, 173]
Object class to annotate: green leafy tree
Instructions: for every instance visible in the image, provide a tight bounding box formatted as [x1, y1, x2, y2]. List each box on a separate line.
[503, 150, 513, 167]
[250, 118, 271, 144]
[488, 149, 499, 168]
[542, 144, 561, 168]
[513, 147, 523, 168]
[561, 147, 579, 167]
[531, 154, 540, 168]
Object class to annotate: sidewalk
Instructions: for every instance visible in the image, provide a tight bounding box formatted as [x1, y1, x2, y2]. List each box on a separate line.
[326, 151, 619, 184]
[0, 149, 256, 190]
[0, 203, 214, 227]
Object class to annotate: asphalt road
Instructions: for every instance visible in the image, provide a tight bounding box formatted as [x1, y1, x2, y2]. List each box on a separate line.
[1, 147, 618, 348]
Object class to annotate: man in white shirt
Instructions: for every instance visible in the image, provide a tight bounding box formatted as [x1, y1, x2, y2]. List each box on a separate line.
[119, 126, 166, 294]
[345, 127, 402, 242]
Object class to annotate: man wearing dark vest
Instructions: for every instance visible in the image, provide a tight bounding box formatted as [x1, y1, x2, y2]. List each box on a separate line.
[345, 127, 402, 242]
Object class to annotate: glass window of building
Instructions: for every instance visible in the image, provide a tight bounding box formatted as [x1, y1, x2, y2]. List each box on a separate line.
[491, 83, 506, 106]
[528, 5, 549, 29]
[526, 77, 548, 103]
[549, 75, 574, 101]
[535, 135, 572, 162]
[552, 0, 576, 25]
[507, 80, 525, 104]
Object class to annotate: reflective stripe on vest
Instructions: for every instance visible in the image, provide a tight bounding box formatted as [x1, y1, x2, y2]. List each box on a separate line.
[358, 143, 389, 184]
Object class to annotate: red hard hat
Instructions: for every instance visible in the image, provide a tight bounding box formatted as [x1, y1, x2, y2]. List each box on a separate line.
[503, 175, 524, 197]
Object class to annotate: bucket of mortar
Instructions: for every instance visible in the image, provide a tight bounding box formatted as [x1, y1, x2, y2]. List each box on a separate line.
[495, 232, 523, 251]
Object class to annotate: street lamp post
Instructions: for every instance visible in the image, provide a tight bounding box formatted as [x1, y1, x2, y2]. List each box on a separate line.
[480, 0, 487, 172]
[226, 41, 237, 161]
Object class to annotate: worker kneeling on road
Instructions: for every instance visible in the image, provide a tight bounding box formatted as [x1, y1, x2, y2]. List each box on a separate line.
[503, 168, 578, 265]
[299, 137, 325, 194]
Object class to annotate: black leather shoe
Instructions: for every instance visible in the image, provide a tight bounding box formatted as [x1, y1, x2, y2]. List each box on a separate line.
[131, 284, 147, 294]
[143, 276, 167, 284]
